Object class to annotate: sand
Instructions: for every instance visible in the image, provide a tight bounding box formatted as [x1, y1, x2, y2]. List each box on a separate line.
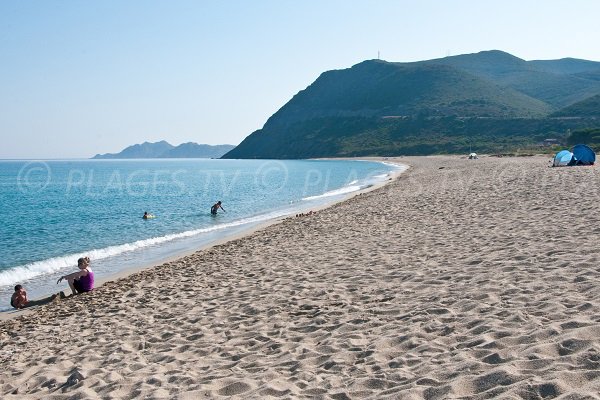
[1, 155, 599, 399]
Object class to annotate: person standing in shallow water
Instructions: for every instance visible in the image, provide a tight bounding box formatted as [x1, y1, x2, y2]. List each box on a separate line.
[211, 201, 225, 215]
[57, 256, 94, 295]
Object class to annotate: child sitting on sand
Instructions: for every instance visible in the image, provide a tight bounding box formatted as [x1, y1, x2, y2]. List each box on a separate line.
[10, 285, 28, 309]
[10, 285, 63, 310]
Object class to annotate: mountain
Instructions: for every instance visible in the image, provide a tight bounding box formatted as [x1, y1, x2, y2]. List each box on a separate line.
[425, 50, 600, 108]
[161, 143, 237, 158]
[574, 70, 600, 81]
[93, 141, 174, 159]
[263, 60, 550, 127]
[551, 94, 600, 117]
[223, 50, 600, 159]
[93, 141, 235, 159]
[529, 58, 600, 75]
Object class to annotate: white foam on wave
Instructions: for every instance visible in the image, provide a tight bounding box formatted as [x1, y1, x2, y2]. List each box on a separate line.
[301, 162, 405, 202]
[380, 161, 409, 172]
[0, 209, 292, 288]
[302, 184, 363, 201]
[1, 160, 408, 289]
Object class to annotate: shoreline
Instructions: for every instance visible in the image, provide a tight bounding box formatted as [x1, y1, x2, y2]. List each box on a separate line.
[3, 154, 596, 398]
[102, 160, 408, 284]
[0, 159, 408, 321]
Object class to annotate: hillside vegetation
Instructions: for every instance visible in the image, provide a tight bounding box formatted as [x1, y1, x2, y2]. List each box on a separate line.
[551, 94, 600, 117]
[567, 128, 600, 149]
[223, 50, 600, 159]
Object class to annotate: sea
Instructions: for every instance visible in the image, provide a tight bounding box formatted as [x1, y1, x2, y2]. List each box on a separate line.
[0, 158, 403, 311]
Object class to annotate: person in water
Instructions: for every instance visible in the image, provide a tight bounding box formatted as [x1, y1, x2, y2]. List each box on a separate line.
[10, 285, 28, 309]
[143, 211, 154, 219]
[57, 256, 94, 295]
[211, 201, 225, 215]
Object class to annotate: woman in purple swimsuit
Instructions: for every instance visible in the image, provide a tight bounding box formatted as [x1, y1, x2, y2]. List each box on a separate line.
[57, 256, 94, 295]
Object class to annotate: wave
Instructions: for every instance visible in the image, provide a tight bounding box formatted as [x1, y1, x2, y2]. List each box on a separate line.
[1, 160, 408, 289]
[0, 209, 292, 288]
[380, 161, 409, 171]
[301, 164, 405, 202]
[302, 184, 363, 201]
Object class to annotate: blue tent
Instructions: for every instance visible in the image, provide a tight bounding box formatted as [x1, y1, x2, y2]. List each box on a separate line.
[553, 150, 573, 167]
[572, 144, 596, 165]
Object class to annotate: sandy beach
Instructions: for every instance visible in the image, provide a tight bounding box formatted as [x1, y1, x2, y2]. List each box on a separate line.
[1, 155, 599, 399]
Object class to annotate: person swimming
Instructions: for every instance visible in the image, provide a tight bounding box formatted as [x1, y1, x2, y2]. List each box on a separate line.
[211, 201, 225, 215]
[143, 211, 155, 219]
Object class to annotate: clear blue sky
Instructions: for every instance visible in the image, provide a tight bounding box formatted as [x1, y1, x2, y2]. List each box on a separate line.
[1, 0, 599, 158]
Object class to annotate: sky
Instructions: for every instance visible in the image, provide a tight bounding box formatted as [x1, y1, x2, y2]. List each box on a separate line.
[1, 0, 600, 159]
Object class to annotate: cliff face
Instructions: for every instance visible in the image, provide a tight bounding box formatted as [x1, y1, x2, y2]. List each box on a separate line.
[223, 50, 600, 159]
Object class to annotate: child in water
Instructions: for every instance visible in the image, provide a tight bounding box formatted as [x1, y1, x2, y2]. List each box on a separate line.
[10, 285, 28, 309]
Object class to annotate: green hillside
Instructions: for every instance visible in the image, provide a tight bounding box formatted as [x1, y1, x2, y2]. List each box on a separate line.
[574, 70, 600, 81]
[567, 128, 600, 149]
[265, 60, 550, 131]
[551, 94, 600, 117]
[426, 50, 600, 108]
[223, 50, 600, 159]
[224, 116, 597, 159]
[529, 58, 600, 75]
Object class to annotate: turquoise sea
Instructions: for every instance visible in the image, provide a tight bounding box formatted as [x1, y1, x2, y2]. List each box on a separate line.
[0, 159, 402, 310]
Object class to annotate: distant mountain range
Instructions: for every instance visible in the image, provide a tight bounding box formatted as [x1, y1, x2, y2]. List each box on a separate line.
[93, 141, 235, 159]
[223, 50, 600, 159]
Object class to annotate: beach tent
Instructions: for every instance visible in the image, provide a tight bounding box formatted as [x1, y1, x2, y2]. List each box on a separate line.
[553, 150, 573, 167]
[572, 144, 596, 165]
[468, 153, 478, 159]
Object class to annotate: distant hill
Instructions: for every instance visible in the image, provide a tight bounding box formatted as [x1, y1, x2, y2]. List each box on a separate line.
[161, 142, 237, 158]
[93, 141, 235, 159]
[223, 50, 600, 159]
[93, 140, 174, 159]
